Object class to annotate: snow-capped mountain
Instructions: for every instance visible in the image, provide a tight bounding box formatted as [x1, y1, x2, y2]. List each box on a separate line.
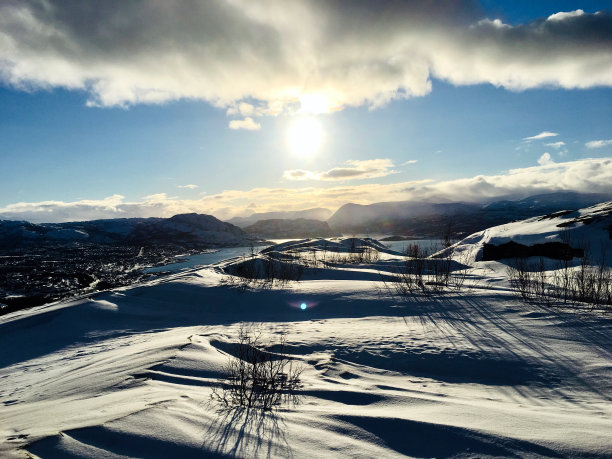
[326, 192, 612, 237]
[0, 213, 250, 248]
[483, 191, 612, 215]
[327, 201, 481, 235]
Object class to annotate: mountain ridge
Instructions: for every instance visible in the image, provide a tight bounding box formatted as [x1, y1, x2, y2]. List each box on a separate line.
[0, 213, 251, 248]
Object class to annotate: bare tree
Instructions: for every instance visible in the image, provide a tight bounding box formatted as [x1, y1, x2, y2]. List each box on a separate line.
[212, 323, 303, 411]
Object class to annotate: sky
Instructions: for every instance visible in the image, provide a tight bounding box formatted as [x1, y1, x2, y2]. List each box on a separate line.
[0, 0, 611, 222]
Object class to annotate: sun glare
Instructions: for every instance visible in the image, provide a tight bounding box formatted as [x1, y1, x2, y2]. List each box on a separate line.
[299, 93, 331, 114]
[288, 117, 323, 157]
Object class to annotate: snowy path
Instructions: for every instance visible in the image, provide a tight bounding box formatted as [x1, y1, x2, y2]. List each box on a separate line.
[1, 265, 611, 458]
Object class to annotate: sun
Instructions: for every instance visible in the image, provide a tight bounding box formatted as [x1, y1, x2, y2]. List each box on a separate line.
[288, 117, 323, 157]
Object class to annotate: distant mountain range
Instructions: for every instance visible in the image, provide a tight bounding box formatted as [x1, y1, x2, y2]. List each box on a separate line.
[326, 191, 612, 237]
[228, 208, 332, 227]
[243, 218, 339, 239]
[327, 201, 481, 235]
[2, 192, 611, 247]
[0, 213, 251, 249]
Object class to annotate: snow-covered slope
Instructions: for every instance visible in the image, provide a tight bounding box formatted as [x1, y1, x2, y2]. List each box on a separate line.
[449, 201, 612, 265]
[1, 238, 611, 458]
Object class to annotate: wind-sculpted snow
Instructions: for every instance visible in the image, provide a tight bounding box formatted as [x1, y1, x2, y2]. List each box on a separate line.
[1, 238, 611, 458]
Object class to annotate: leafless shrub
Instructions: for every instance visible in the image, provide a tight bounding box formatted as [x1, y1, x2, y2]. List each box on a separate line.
[507, 243, 612, 310]
[451, 251, 471, 291]
[325, 244, 380, 265]
[211, 324, 303, 411]
[382, 240, 466, 298]
[507, 257, 534, 302]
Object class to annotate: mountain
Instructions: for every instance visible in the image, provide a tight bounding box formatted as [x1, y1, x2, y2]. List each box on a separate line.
[127, 213, 246, 246]
[0, 213, 251, 248]
[327, 192, 612, 237]
[228, 207, 332, 227]
[243, 218, 339, 239]
[327, 201, 481, 236]
[483, 191, 612, 215]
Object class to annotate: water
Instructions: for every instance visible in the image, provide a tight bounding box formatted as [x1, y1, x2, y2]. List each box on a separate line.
[145, 238, 446, 274]
[144, 245, 265, 274]
[382, 239, 445, 254]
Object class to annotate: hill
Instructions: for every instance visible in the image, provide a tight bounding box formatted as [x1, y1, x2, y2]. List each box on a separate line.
[0, 213, 251, 249]
[228, 208, 332, 227]
[448, 200, 612, 266]
[243, 218, 339, 239]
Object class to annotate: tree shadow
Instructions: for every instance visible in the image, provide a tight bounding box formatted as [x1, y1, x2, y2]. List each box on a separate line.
[408, 292, 612, 405]
[203, 405, 293, 458]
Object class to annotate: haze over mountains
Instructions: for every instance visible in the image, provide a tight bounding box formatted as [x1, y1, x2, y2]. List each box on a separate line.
[243, 219, 339, 239]
[228, 208, 333, 227]
[326, 191, 612, 237]
[2, 191, 611, 246]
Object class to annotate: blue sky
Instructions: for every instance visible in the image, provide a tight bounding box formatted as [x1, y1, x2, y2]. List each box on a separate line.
[0, 1, 611, 222]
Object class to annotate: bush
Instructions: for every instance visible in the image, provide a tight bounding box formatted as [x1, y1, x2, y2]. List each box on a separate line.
[212, 324, 303, 411]
[382, 241, 466, 297]
[507, 247, 612, 310]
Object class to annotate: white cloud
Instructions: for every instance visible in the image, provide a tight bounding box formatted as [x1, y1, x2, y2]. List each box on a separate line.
[283, 159, 396, 181]
[537, 152, 554, 166]
[523, 131, 559, 141]
[226, 102, 255, 117]
[0, 2, 611, 114]
[548, 9, 584, 22]
[585, 139, 612, 149]
[401, 160, 419, 166]
[177, 184, 199, 189]
[3, 158, 611, 223]
[545, 141, 565, 149]
[228, 117, 261, 130]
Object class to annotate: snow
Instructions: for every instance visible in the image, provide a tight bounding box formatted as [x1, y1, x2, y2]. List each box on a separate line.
[1, 236, 612, 458]
[446, 201, 612, 266]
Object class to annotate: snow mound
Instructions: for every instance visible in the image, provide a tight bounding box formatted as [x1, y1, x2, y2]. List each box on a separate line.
[259, 237, 403, 256]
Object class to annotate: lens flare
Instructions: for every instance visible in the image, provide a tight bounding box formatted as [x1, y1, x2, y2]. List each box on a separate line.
[289, 300, 318, 310]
